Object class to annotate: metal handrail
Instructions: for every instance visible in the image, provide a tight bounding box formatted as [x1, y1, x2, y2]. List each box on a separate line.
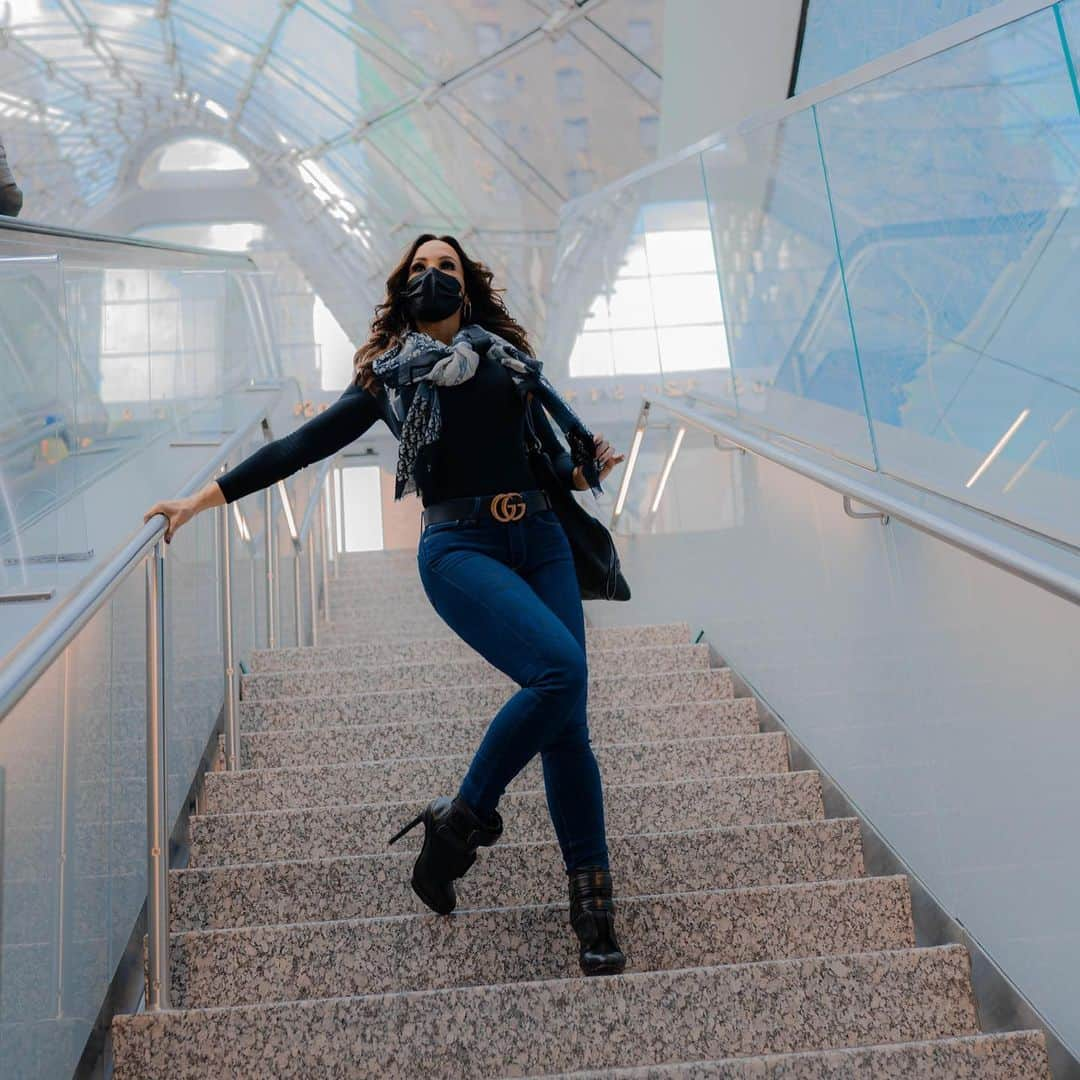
[616, 397, 1080, 608]
[0, 216, 256, 265]
[0, 412, 273, 722]
[0, 382, 339, 1020]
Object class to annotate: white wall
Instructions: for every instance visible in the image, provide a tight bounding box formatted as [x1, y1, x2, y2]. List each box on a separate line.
[657, 0, 804, 157]
[589, 444, 1080, 1058]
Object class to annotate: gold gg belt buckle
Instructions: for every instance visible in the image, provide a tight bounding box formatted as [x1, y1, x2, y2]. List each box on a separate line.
[490, 491, 527, 522]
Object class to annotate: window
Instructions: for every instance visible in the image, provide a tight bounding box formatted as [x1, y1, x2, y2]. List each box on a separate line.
[569, 202, 731, 378]
[139, 138, 252, 188]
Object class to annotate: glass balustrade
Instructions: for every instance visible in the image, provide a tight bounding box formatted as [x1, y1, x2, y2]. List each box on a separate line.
[547, 0, 1080, 547]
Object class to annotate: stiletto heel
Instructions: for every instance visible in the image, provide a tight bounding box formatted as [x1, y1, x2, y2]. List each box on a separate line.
[387, 812, 423, 846]
[389, 795, 503, 915]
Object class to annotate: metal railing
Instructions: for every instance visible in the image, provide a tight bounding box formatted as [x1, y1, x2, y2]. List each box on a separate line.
[612, 396, 1080, 608]
[0, 399, 339, 1015]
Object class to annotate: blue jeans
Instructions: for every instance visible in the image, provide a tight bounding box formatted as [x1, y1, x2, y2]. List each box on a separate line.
[416, 497, 609, 872]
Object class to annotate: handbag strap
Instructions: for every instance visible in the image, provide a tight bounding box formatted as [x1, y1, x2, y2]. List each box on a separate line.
[522, 391, 543, 453]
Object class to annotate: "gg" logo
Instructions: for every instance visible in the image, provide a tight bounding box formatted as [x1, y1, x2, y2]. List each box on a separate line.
[490, 492, 527, 522]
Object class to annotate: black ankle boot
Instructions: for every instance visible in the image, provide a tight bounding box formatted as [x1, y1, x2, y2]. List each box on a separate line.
[388, 794, 503, 915]
[567, 865, 627, 976]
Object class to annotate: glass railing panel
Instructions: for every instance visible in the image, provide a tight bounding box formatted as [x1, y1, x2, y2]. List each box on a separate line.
[0, 568, 147, 1080]
[0, 253, 73, 599]
[814, 5, 1080, 543]
[1, 225, 266, 547]
[701, 109, 877, 468]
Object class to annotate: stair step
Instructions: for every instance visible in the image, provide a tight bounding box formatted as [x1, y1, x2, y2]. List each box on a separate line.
[241, 699, 760, 769]
[241, 644, 711, 701]
[251, 623, 692, 671]
[187, 772, 825, 867]
[239, 668, 735, 732]
[201, 733, 789, 815]
[524, 1032, 1050, 1079]
[168, 877, 913, 1009]
[111, 946, 978, 1079]
[171, 819, 865, 932]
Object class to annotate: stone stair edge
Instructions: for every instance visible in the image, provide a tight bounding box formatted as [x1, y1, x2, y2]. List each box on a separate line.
[189, 770, 824, 825]
[238, 667, 733, 706]
[245, 642, 709, 678]
[171, 817, 864, 880]
[239, 697, 759, 743]
[513, 1031, 1051, 1080]
[166, 876, 909, 947]
[113, 943, 971, 1027]
[207, 731, 786, 784]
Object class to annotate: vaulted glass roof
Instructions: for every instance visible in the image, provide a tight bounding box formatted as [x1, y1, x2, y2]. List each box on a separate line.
[0, 0, 664, 331]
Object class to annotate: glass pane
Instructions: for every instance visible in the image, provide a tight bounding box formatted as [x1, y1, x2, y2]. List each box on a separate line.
[0, 570, 147, 1080]
[702, 108, 876, 466]
[0, 254, 68, 599]
[815, 8, 1080, 542]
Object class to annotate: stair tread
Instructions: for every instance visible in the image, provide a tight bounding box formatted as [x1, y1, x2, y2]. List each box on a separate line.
[518, 1031, 1050, 1079]
[167, 877, 914, 1009]
[186, 772, 826, 866]
[112, 946, 979, 1080]
[171, 819, 865, 930]
[199, 734, 791, 815]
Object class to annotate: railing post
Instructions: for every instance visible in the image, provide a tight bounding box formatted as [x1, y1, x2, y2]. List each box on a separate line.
[329, 465, 340, 579]
[293, 550, 303, 648]
[307, 535, 318, 647]
[319, 484, 331, 624]
[264, 487, 276, 649]
[218, 500, 239, 771]
[145, 540, 171, 1011]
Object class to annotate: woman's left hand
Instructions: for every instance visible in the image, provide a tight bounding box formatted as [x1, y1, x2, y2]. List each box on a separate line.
[572, 433, 626, 490]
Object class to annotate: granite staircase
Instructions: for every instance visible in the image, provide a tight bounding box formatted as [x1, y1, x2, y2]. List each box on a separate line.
[112, 548, 1051, 1078]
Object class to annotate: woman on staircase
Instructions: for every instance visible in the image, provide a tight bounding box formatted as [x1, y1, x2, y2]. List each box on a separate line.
[143, 234, 628, 976]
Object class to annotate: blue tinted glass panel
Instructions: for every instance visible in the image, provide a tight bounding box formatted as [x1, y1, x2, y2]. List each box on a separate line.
[816, 9, 1080, 542]
[702, 110, 876, 467]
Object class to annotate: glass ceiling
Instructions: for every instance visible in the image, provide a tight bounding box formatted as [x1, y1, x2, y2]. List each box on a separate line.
[0, 0, 665, 332]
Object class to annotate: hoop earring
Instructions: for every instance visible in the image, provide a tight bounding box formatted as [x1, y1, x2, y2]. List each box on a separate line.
[463, 298, 472, 323]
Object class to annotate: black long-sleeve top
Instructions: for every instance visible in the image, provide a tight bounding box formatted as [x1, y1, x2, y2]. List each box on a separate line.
[217, 351, 578, 507]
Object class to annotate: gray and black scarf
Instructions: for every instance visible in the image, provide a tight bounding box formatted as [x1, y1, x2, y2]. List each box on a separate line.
[372, 322, 603, 502]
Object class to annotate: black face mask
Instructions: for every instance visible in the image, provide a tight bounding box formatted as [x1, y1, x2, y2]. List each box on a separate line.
[404, 266, 463, 322]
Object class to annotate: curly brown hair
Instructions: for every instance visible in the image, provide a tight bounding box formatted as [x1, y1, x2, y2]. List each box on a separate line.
[353, 234, 533, 396]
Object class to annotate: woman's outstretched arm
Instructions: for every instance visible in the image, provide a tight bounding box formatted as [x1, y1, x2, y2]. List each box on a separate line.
[144, 380, 382, 543]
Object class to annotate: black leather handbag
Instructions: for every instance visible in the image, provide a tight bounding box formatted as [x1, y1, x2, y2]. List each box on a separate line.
[523, 397, 631, 602]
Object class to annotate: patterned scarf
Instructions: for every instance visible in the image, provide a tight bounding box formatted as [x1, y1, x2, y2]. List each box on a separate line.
[372, 322, 603, 502]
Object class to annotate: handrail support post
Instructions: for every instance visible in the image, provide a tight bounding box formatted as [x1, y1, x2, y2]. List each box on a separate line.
[144, 541, 171, 1011]
[218, 496, 239, 771]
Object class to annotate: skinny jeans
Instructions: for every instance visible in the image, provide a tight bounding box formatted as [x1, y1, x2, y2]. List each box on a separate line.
[416, 497, 609, 872]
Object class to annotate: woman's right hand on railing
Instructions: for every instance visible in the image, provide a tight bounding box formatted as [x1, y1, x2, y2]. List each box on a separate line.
[144, 481, 225, 544]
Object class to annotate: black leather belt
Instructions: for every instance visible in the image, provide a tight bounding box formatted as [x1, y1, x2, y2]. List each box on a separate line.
[421, 489, 551, 528]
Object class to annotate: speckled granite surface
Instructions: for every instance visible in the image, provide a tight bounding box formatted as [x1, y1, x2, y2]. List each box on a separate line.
[187, 772, 825, 867]
[251, 623, 692, 672]
[239, 668, 735, 732]
[171, 818, 865, 931]
[241, 644, 711, 700]
[241, 698, 760, 769]
[516, 1032, 1050, 1078]
[112, 947, 978, 1079]
[168, 877, 913, 1008]
[201, 733, 789, 815]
